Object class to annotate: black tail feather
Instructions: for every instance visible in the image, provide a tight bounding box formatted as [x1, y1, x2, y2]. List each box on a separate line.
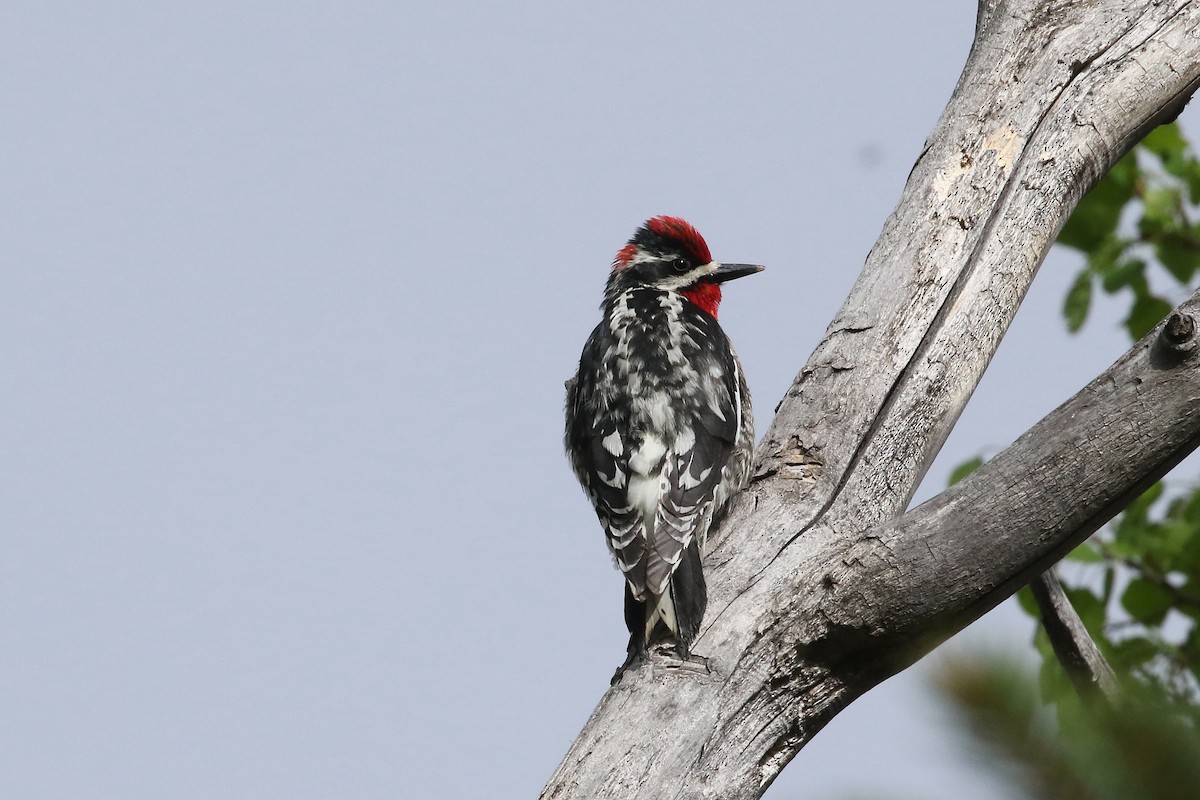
[614, 585, 647, 684]
[612, 541, 708, 683]
[623, 582, 646, 660]
[670, 539, 707, 654]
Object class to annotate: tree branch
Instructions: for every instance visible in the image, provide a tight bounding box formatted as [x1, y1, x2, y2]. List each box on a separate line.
[543, 2, 1200, 797]
[815, 301, 1200, 662]
[1029, 570, 1120, 701]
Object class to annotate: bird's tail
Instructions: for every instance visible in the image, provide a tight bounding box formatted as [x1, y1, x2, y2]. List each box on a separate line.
[623, 540, 708, 658]
[663, 539, 707, 650]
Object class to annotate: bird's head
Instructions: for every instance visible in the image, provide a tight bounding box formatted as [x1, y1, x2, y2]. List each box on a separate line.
[606, 216, 763, 319]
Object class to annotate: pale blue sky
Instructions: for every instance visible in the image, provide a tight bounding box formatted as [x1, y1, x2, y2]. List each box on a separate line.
[3, 3, 1186, 798]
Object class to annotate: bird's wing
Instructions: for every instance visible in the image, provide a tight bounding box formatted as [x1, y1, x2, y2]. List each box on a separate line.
[565, 340, 649, 600]
[581, 416, 649, 599]
[646, 335, 741, 598]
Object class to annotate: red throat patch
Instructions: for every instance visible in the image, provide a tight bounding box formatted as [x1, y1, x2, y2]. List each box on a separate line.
[683, 282, 722, 319]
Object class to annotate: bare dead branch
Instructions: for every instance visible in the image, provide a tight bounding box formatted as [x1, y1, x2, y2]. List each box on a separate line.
[1029, 571, 1120, 701]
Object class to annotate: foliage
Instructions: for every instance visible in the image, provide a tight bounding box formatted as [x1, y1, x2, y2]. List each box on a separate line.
[937, 122, 1200, 797]
[1031, 121, 1200, 705]
[1058, 122, 1200, 339]
[936, 659, 1200, 800]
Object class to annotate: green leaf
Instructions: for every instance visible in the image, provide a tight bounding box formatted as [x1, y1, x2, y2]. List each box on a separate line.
[1063, 270, 1093, 332]
[1180, 512, 1200, 574]
[1099, 258, 1147, 292]
[1113, 482, 1161, 537]
[1037, 654, 1074, 704]
[1016, 585, 1038, 618]
[1142, 122, 1188, 163]
[947, 456, 984, 486]
[1129, 482, 1165, 517]
[1182, 624, 1200, 662]
[1176, 581, 1200, 621]
[1155, 517, 1194, 569]
[1110, 635, 1161, 670]
[1066, 541, 1104, 563]
[1124, 293, 1174, 339]
[1113, 485, 1166, 558]
[1121, 577, 1174, 626]
[1089, 235, 1132, 283]
[1138, 186, 1180, 238]
[1185, 160, 1200, 205]
[1064, 586, 1106, 635]
[1156, 234, 1200, 283]
[1145, 124, 1200, 202]
[1058, 153, 1139, 252]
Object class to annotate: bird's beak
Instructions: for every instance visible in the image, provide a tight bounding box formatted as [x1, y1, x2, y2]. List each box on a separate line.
[708, 263, 765, 283]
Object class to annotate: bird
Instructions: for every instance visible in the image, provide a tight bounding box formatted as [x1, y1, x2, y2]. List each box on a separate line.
[564, 215, 761, 682]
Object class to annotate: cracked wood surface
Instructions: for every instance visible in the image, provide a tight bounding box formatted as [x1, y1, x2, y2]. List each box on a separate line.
[542, 2, 1200, 798]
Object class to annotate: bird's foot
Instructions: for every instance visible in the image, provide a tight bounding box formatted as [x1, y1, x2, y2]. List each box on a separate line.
[656, 641, 710, 676]
[611, 646, 648, 685]
[611, 642, 712, 685]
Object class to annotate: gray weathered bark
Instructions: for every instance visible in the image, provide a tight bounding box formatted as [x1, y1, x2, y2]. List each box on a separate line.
[1030, 570, 1120, 701]
[1030, 311, 1200, 706]
[542, 2, 1200, 797]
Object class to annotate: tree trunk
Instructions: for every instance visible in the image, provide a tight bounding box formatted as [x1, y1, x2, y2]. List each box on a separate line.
[542, 2, 1200, 797]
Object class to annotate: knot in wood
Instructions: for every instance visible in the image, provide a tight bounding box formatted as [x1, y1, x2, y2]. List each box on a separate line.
[777, 438, 823, 483]
[1161, 312, 1197, 355]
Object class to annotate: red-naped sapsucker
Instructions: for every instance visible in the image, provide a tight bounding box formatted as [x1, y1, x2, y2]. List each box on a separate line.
[565, 216, 761, 681]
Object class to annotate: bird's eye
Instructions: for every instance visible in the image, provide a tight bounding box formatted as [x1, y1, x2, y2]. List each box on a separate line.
[671, 257, 691, 273]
